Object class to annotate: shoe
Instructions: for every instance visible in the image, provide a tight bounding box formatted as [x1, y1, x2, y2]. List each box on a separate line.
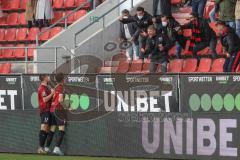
[44, 147, 50, 153]
[37, 147, 47, 154]
[53, 147, 64, 156]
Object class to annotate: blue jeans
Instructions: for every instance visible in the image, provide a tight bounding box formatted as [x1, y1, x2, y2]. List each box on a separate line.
[126, 42, 139, 60]
[209, 6, 216, 22]
[175, 42, 182, 59]
[192, 0, 207, 18]
[236, 19, 240, 38]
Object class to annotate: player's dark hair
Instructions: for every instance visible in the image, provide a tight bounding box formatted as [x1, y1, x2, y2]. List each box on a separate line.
[39, 74, 48, 82]
[136, 7, 144, 12]
[55, 73, 64, 83]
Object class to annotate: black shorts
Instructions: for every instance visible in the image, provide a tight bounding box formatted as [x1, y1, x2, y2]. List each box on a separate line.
[49, 112, 66, 126]
[40, 112, 50, 125]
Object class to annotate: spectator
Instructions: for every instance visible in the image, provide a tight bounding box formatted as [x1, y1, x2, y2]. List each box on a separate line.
[216, 21, 240, 72]
[216, 0, 237, 29]
[235, 0, 240, 38]
[35, 0, 54, 28]
[25, 0, 38, 28]
[192, 0, 207, 18]
[182, 12, 217, 62]
[119, 9, 139, 60]
[141, 25, 170, 73]
[120, 7, 153, 59]
[160, 15, 187, 59]
[153, 0, 172, 17]
[209, 1, 221, 22]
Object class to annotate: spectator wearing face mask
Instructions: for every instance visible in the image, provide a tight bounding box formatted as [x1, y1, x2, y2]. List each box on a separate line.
[120, 7, 153, 60]
[182, 12, 218, 62]
[216, 21, 240, 72]
[215, 0, 237, 29]
[159, 15, 187, 59]
[152, 0, 172, 17]
[141, 25, 171, 73]
[119, 9, 139, 60]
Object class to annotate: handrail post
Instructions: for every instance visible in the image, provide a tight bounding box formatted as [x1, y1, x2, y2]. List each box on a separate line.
[131, 0, 133, 8]
[24, 47, 28, 74]
[55, 47, 57, 73]
[64, 18, 67, 29]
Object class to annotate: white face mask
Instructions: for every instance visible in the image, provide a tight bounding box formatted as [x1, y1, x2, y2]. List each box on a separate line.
[162, 22, 168, 27]
[138, 16, 143, 19]
[123, 16, 128, 19]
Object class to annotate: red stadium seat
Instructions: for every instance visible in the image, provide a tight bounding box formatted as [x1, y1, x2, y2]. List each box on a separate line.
[169, 59, 183, 72]
[16, 28, 28, 41]
[142, 60, 150, 73]
[5, 28, 17, 41]
[9, 0, 20, 10]
[182, 58, 198, 72]
[14, 44, 25, 59]
[6, 13, 19, 25]
[19, 13, 27, 25]
[64, 0, 75, 8]
[49, 27, 63, 39]
[0, 16, 6, 25]
[65, 11, 75, 24]
[53, 0, 64, 9]
[116, 61, 130, 73]
[52, 11, 64, 24]
[75, 10, 87, 20]
[0, 45, 2, 58]
[20, 0, 27, 9]
[76, 0, 90, 8]
[39, 28, 50, 41]
[128, 60, 142, 73]
[197, 58, 212, 72]
[27, 44, 36, 58]
[211, 58, 225, 73]
[27, 27, 40, 41]
[112, 53, 127, 61]
[0, 29, 5, 41]
[1, 0, 10, 10]
[0, 63, 12, 74]
[2, 44, 15, 58]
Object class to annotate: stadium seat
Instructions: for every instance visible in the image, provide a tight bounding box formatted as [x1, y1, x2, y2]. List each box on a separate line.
[16, 28, 28, 41]
[0, 16, 6, 25]
[27, 27, 40, 41]
[0, 29, 5, 42]
[0, 63, 11, 74]
[19, 13, 27, 25]
[76, 0, 90, 8]
[6, 13, 19, 25]
[182, 58, 198, 72]
[112, 53, 127, 61]
[20, 0, 27, 9]
[39, 28, 50, 41]
[14, 44, 25, 59]
[169, 59, 183, 72]
[75, 10, 87, 20]
[197, 58, 212, 72]
[53, 0, 64, 9]
[128, 60, 142, 73]
[211, 58, 225, 73]
[27, 44, 36, 58]
[64, 0, 75, 8]
[2, 44, 15, 59]
[1, 0, 10, 10]
[141, 60, 150, 73]
[49, 27, 63, 39]
[52, 11, 64, 24]
[5, 28, 17, 41]
[116, 61, 130, 73]
[65, 11, 75, 24]
[9, 0, 20, 10]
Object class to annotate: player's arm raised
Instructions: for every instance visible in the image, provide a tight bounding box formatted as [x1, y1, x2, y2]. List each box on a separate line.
[43, 89, 55, 103]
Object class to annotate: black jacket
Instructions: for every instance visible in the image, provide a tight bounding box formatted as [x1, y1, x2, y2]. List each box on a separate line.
[182, 18, 217, 43]
[119, 21, 139, 43]
[120, 11, 153, 33]
[220, 27, 240, 55]
[153, 0, 172, 16]
[145, 34, 172, 61]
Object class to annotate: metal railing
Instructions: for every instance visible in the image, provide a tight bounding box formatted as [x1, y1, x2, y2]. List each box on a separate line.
[36, 0, 96, 46]
[74, 0, 134, 48]
[0, 46, 80, 74]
